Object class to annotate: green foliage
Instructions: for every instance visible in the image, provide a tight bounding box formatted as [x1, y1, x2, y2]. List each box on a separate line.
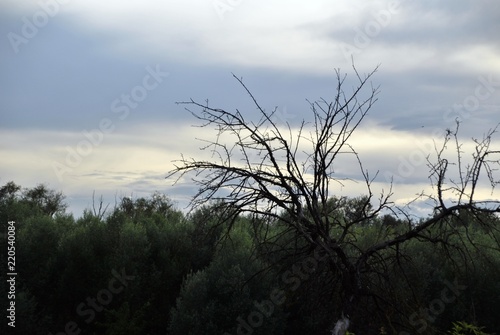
[447, 321, 493, 335]
[2, 181, 500, 334]
[0, 181, 67, 223]
[22, 183, 67, 216]
[97, 302, 146, 335]
[169, 222, 286, 335]
[0, 181, 22, 222]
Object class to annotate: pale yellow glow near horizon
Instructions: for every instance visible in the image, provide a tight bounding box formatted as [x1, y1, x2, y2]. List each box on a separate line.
[2, 122, 498, 216]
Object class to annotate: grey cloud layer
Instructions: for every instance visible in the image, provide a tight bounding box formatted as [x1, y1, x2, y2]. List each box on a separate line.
[1, 1, 498, 217]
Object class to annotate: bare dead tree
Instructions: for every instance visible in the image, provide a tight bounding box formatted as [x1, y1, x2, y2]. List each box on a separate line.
[168, 65, 500, 333]
[92, 190, 109, 220]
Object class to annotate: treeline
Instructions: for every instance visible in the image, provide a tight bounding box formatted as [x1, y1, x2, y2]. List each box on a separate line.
[0, 181, 499, 334]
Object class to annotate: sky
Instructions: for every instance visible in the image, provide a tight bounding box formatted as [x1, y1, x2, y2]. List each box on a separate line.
[1, 0, 499, 218]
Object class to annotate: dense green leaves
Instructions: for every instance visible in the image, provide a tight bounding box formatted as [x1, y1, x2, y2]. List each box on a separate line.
[0, 181, 498, 334]
[169, 223, 285, 335]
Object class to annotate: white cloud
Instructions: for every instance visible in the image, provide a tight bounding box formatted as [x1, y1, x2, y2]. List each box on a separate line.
[4, 0, 499, 75]
[5, 118, 499, 217]
[2, 0, 499, 217]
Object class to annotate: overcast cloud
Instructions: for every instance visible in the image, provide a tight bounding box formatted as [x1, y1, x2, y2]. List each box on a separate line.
[1, 0, 499, 216]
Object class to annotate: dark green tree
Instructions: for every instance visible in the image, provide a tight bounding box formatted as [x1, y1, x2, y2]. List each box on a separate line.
[22, 183, 67, 217]
[169, 223, 285, 335]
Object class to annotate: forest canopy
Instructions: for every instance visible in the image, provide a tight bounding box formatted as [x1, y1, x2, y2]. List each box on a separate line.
[1, 181, 499, 335]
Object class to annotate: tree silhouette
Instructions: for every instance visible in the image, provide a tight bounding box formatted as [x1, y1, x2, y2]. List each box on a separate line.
[168, 65, 500, 333]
